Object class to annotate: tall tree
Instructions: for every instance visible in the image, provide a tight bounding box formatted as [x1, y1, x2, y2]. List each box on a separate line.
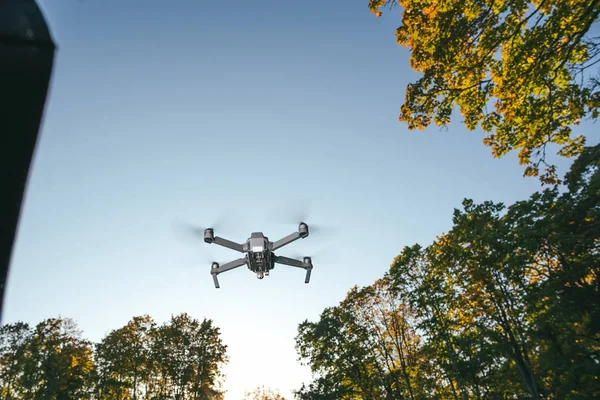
[505, 143, 600, 397]
[296, 279, 426, 399]
[151, 313, 228, 400]
[369, 0, 600, 184]
[95, 315, 155, 399]
[342, 279, 424, 399]
[0, 322, 31, 399]
[19, 317, 96, 399]
[390, 144, 600, 398]
[298, 145, 600, 398]
[296, 306, 378, 399]
[293, 378, 341, 400]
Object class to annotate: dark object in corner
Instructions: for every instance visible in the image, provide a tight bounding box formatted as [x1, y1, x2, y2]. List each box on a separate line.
[0, 0, 56, 322]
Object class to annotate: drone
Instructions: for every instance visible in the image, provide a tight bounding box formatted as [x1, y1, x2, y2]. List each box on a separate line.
[203, 222, 313, 288]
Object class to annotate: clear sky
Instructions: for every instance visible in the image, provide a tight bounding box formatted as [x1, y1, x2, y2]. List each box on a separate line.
[4, 0, 596, 398]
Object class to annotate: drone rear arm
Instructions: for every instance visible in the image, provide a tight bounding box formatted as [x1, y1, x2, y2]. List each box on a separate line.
[274, 255, 313, 284]
[274, 255, 306, 268]
[211, 257, 247, 288]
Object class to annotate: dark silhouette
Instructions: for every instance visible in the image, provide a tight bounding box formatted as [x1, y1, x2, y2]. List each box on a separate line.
[0, 0, 55, 321]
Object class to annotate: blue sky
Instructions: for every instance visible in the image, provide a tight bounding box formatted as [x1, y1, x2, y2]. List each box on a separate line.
[5, 0, 597, 398]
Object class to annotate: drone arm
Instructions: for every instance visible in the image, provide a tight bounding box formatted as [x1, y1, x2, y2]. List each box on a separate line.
[274, 255, 306, 268]
[211, 257, 247, 289]
[274, 255, 313, 283]
[272, 232, 302, 251]
[212, 236, 245, 253]
[213, 258, 247, 274]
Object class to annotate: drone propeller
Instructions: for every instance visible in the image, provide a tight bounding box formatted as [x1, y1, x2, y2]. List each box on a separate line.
[286, 248, 332, 264]
[302, 222, 339, 237]
[280, 199, 310, 224]
[274, 200, 338, 238]
[171, 221, 207, 244]
[171, 210, 238, 243]
[174, 251, 229, 270]
[273, 199, 312, 225]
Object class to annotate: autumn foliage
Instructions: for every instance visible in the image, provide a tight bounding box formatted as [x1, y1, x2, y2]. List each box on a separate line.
[295, 144, 600, 399]
[370, 0, 600, 184]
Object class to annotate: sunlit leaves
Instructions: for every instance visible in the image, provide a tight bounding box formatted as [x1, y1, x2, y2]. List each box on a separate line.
[298, 145, 600, 398]
[244, 385, 287, 400]
[150, 313, 228, 400]
[296, 279, 432, 399]
[0, 314, 228, 400]
[0, 322, 32, 400]
[371, 0, 600, 184]
[0, 318, 96, 399]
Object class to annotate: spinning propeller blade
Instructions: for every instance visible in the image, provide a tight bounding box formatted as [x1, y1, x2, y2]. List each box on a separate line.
[174, 252, 229, 270]
[274, 199, 310, 225]
[171, 210, 238, 243]
[286, 247, 332, 264]
[303, 222, 339, 237]
[274, 200, 339, 238]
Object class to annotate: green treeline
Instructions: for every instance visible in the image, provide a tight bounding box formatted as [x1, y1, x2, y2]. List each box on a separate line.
[294, 145, 600, 399]
[0, 313, 227, 400]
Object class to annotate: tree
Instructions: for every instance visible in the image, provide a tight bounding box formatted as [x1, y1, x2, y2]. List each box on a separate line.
[243, 385, 287, 400]
[19, 317, 96, 399]
[95, 315, 155, 399]
[0, 322, 31, 399]
[151, 313, 228, 400]
[296, 306, 378, 399]
[390, 144, 600, 398]
[294, 378, 342, 400]
[295, 279, 427, 399]
[369, 0, 600, 184]
[1, 313, 229, 400]
[297, 144, 600, 398]
[504, 143, 600, 397]
[341, 279, 424, 399]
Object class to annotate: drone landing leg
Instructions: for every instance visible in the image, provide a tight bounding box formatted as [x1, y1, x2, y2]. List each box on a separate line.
[273, 255, 313, 284]
[211, 258, 247, 289]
